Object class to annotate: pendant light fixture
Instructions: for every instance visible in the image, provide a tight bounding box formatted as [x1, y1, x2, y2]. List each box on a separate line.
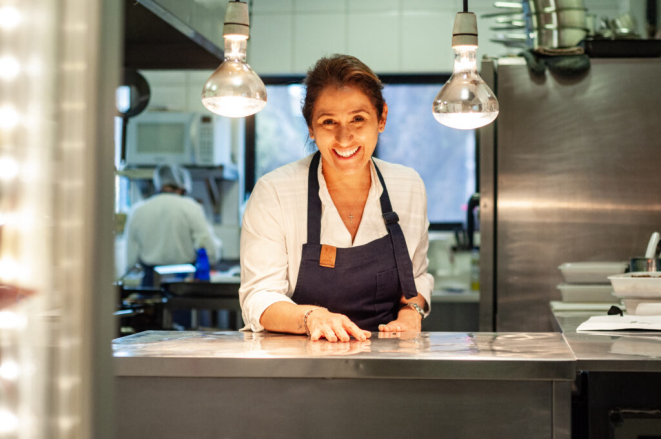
[201, 1, 267, 118]
[432, 0, 499, 130]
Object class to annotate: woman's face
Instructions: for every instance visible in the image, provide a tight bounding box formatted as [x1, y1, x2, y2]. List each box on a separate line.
[308, 85, 387, 176]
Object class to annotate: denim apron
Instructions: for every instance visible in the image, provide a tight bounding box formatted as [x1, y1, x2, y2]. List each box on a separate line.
[291, 152, 418, 331]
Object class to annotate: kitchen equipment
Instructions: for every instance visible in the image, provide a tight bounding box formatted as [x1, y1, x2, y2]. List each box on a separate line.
[559, 262, 628, 284]
[125, 112, 230, 166]
[530, 0, 585, 12]
[556, 284, 619, 303]
[630, 258, 661, 272]
[529, 9, 586, 29]
[532, 26, 587, 48]
[491, 35, 529, 47]
[478, 57, 661, 331]
[117, 69, 151, 166]
[628, 232, 661, 272]
[622, 299, 661, 316]
[582, 39, 661, 58]
[645, 232, 660, 258]
[609, 272, 661, 298]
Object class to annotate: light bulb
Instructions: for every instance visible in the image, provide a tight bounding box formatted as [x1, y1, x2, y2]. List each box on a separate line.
[201, 2, 266, 118]
[0, 56, 20, 80]
[0, 360, 19, 380]
[432, 12, 499, 130]
[0, 104, 19, 130]
[0, 156, 20, 180]
[0, 6, 21, 30]
[0, 410, 18, 433]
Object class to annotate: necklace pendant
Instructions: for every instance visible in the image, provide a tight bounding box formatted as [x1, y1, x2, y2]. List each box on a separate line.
[348, 213, 354, 224]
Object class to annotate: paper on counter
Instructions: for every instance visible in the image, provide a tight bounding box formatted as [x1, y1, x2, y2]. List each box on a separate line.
[577, 315, 661, 332]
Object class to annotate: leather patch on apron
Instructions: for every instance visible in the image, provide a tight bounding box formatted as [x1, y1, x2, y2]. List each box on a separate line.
[319, 245, 337, 268]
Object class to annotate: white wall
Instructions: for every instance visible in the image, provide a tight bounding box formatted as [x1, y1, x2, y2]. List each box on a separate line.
[247, 0, 639, 75]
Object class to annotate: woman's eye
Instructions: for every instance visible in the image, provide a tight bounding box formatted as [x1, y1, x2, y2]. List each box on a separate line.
[322, 119, 335, 125]
[353, 116, 365, 122]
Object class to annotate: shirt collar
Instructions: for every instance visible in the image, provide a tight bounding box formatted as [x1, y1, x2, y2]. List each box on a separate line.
[317, 156, 383, 208]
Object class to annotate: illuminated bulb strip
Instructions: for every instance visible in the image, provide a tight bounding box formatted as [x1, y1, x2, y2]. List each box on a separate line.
[0, 410, 18, 433]
[0, 258, 18, 280]
[0, 6, 21, 30]
[0, 156, 20, 180]
[0, 105, 19, 130]
[0, 56, 20, 80]
[0, 360, 19, 380]
[0, 311, 20, 328]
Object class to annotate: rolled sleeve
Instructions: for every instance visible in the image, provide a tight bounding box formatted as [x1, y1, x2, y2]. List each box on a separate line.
[239, 179, 294, 332]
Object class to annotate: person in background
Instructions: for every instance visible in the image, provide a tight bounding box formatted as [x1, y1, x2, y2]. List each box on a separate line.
[125, 164, 222, 286]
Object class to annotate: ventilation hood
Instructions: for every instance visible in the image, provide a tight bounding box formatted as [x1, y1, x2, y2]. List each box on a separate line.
[124, 0, 226, 69]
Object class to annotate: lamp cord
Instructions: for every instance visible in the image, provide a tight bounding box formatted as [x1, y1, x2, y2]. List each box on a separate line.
[463, 0, 468, 12]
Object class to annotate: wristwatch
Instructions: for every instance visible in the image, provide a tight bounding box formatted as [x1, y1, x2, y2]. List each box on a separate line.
[403, 303, 425, 320]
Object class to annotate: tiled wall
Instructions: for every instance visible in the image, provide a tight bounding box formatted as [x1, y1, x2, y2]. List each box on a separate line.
[247, 0, 642, 75]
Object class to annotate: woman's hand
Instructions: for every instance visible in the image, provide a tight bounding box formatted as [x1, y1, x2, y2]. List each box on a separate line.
[306, 309, 371, 342]
[378, 306, 422, 333]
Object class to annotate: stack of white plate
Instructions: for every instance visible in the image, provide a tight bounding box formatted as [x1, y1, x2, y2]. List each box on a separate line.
[557, 262, 628, 303]
[609, 272, 661, 315]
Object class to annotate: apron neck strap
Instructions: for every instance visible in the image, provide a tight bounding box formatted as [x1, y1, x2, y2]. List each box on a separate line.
[307, 152, 323, 245]
[372, 158, 397, 221]
[306, 152, 399, 245]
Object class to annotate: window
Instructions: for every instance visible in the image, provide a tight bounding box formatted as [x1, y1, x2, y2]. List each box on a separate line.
[247, 76, 477, 227]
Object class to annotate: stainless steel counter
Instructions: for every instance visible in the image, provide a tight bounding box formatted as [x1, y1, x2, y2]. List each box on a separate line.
[113, 330, 576, 380]
[114, 331, 573, 439]
[553, 311, 661, 372]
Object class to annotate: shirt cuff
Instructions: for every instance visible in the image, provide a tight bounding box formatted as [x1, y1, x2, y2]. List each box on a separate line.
[414, 273, 434, 315]
[241, 291, 296, 332]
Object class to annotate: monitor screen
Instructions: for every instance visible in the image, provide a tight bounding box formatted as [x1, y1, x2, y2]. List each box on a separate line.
[137, 123, 186, 154]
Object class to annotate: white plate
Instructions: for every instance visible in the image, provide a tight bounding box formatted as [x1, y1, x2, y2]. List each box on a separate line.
[609, 272, 661, 298]
[556, 284, 619, 303]
[559, 262, 628, 284]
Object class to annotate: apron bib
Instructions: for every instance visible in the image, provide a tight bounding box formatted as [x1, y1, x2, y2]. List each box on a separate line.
[291, 152, 417, 331]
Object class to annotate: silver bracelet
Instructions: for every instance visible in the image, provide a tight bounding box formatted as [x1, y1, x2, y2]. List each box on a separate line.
[303, 307, 324, 337]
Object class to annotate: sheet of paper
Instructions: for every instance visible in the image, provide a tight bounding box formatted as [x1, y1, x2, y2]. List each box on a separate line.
[577, 315, 661, 332]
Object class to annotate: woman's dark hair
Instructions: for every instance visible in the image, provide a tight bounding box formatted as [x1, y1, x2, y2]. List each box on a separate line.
[302, 54, 385, 128]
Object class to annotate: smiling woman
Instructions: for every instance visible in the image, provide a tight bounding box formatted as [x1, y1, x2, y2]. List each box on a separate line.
[239, 55, 434, 342]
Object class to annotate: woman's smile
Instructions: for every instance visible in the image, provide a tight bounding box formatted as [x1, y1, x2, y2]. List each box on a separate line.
[333, 146, 361, 159]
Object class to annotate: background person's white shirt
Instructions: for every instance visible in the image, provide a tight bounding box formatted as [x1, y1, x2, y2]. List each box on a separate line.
[125, 193, 221, 271]
[240, 154, 434, 332]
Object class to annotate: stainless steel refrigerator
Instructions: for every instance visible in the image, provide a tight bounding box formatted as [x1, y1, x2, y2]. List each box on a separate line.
[478, 57, 661, 332]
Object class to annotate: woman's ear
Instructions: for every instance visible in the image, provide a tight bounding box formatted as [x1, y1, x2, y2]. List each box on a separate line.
[308, 126, 315, 140]
[379, 103, 388, 133]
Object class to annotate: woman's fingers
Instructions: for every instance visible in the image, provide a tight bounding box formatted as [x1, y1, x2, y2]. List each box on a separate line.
[308, 312, 371, 342]
[310, 327, 323, 341]
[333, 325, 350, 342]
[343, 319, 368, 341]
[323, 326, 338, 342]
[379, 322, 407, 332]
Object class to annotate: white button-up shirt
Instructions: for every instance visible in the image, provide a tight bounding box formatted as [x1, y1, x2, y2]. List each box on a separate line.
[239, 154, 434, 332]
[125, 193, 221, 271]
